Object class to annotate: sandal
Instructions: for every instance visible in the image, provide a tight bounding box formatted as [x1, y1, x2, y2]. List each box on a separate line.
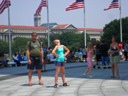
[28, 83, 32, 86]
[39, 82, 44, 85]
[54, 84, 58, 88]
[63, 83, 68, 86]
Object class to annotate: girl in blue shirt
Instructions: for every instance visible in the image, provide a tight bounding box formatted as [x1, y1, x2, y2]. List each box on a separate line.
[52, 39, 70, 88]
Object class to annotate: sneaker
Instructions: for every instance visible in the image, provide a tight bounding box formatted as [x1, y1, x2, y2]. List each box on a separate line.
[54, 84, 58, 88]
[89, 76, 93, 79]
[82, 73, 86, 76]
[63, 83, 68, 87]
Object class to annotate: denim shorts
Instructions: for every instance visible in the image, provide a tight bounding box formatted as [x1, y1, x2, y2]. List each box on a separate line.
[55, 62, 65, 66]
[27, 57, 42, 70]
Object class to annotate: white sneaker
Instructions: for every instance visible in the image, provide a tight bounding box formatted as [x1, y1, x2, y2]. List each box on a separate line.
[82, 73, 86, 76]
[89, 76, 93, 79]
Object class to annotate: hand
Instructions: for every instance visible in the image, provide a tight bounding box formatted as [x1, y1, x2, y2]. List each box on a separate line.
[56, 55, 58, 58]
[64, 54, 66, 57]
[28, 59, 32, 65]
[111, 51, 115, 54]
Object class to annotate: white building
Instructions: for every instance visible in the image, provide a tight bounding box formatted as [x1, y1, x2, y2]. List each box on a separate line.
[0, 24, 103, 42]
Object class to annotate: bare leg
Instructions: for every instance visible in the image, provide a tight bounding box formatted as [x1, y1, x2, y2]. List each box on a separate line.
[88, 67, 92, 76]
[37, 69, 43, 84]
[61, 66, 66, 84]
[55, 66, 61, 84]
[111, 64, 115, 77]
[85, 67, 89, 74]
[28, 70, 33, 85]
[43, 60, 46, 70]
[114, 63, 119, 77]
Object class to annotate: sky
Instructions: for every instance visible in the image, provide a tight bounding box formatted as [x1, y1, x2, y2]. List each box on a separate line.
[0, 0, 128, 29]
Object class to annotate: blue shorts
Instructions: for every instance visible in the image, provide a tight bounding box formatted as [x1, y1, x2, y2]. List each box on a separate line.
[55, 62, 65, 66]
[27, 57, 42, 70]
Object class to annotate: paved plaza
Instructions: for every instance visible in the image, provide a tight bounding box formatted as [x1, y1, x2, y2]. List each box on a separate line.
[0, 61, 128, 96]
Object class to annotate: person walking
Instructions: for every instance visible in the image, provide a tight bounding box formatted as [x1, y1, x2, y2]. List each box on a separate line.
[108, 37, 120, 78]
[52, 39, 70, 88]
[83, 43, 93, 78]
[26, 32, 44, 86]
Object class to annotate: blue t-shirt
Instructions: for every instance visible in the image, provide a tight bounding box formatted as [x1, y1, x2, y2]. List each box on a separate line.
[56, 46, 64, 62]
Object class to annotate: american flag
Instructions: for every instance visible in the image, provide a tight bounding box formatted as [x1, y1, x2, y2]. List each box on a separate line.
[35, 0, 47, 15]
[104, 0, 119, 11]
[0, 0, 11, 14]
[66, 0, 84, 11]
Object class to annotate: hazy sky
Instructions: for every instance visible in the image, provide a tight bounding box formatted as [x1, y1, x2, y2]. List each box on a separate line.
[0, 0, 127, 28]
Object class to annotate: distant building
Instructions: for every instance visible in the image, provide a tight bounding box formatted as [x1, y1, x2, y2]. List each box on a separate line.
[77, 28, 103, 40]
[34, 14, 41, 26]
[51, 24, 77, 34]
[0, 24, 103, 42]
[0, 25, 48, 42]
[41, 23, 57, 29]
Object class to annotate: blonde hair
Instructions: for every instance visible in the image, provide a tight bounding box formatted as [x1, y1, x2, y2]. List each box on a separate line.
[86, 43, 92, 52]
[54, 39, 60, 46]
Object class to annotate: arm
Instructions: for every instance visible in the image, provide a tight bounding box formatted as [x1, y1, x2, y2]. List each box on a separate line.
[40, 48, 44, 59]
[26, 49, 31, 64]
[63, 46, 70, 56]
[52, 46, 58, 57]
[115, 43, 120, 52]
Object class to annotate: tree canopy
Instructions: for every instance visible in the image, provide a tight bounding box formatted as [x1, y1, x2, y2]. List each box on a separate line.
[101, 17, 128, 45]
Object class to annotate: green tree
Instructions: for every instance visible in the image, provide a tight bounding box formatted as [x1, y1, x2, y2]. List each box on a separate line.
[0, 40, 8, 53]
[12, 37, 31, 53]
[101, 17, 128, 45]
[49, 32, 90, 49]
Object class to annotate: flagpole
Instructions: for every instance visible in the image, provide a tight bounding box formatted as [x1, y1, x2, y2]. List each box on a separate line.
[8, 7, 12, 61]
[119, 0, 122, 43]
[83, 0, 86, 47]
[47, 0, 50, 47]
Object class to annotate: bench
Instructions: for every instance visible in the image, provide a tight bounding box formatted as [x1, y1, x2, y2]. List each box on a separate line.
[7, 61, 28, 67]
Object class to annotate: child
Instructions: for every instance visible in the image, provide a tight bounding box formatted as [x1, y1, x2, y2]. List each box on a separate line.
[83, 43, 93, 78]
[52, 39, 70, 88]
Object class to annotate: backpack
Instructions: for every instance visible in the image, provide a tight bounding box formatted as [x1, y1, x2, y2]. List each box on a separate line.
[28, 40, 41, 51]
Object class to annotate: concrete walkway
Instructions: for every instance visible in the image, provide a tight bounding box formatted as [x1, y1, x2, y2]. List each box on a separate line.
[0, 61, 128, 96]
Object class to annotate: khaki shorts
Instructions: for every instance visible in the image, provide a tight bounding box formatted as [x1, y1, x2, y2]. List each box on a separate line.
[110, 56, 120, 64]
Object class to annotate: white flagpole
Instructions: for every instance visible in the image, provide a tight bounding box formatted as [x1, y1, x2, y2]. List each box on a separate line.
[8, 7, 12, 61]
[47, 0, 50, 47]
[119, 0, 122, 43]
[83, 0, 86, 47]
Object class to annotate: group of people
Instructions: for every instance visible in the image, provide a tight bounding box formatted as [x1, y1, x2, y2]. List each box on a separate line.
[26, 32, 70, 87]
[0, 53, 8, 68]
[83, 37, 120, 79]
[12, 52, 28, 67]
[26, 32, 121, 87]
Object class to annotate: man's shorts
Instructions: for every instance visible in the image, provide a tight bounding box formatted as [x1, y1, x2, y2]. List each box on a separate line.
[55, 62, 65, 67]
[27, 57, 42, 70]
[110, 56, 120, 64]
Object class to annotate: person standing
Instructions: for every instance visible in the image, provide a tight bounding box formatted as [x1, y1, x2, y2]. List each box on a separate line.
[42, 45, 47, 71]
[52, 39, 70, 88]
[83, 43, 93, 78]
[26, 32, 44, 86]
[100, 42, 110, 69]
[124, 42, 128, 61]
[108, 37, 120, 78]
[82, 47, 87, 62]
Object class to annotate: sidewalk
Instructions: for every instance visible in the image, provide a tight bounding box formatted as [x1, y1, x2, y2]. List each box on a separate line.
[0, 61, 128, 96]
